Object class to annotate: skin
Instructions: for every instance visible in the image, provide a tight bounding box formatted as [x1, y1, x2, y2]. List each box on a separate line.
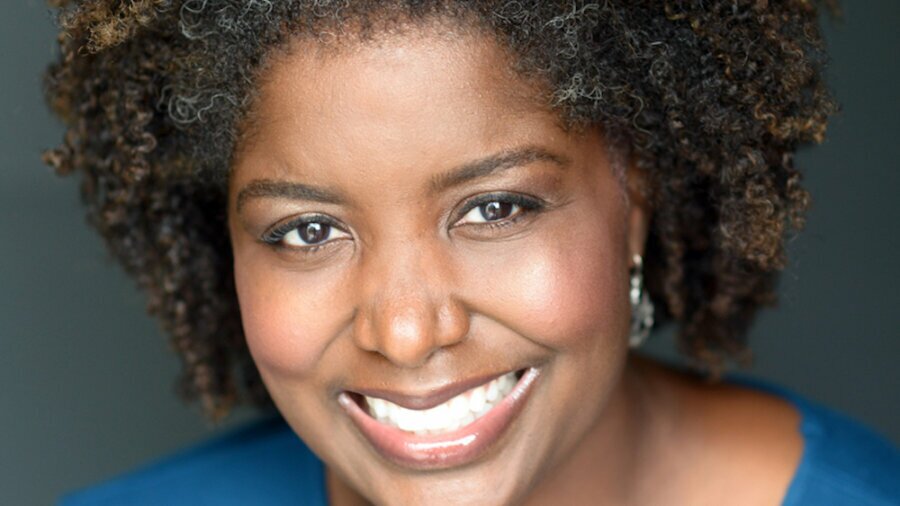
[228, 24, 803, 506]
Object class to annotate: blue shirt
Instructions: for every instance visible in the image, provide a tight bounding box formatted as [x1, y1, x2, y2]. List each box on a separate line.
[60, 387, 900, 505]
[777, 389, 900, 505]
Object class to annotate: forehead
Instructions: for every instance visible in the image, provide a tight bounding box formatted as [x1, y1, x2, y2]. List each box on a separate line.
[259, 19, 544, 111]
[231, 25, 559, 184]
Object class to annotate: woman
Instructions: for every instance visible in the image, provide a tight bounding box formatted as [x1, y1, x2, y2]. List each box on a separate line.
[46, 1, 898, 505]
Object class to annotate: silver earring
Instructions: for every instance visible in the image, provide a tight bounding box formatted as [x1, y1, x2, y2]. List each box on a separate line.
[629, 254, 654, 348]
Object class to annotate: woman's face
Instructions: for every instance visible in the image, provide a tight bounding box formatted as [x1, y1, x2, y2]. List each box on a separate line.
[229, 25, 648, 505]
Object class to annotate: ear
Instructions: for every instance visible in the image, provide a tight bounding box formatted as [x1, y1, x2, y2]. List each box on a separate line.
[625, 164, 651, 266]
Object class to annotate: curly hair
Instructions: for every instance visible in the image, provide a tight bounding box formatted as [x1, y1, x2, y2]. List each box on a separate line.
[43, 0, 836, 419]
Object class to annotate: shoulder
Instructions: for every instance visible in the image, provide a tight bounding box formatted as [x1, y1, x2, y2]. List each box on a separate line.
[640, 361, 900, 505]
[780, 393, 900, 506]
[658, 371, 806, 505]
[59, 416, 326, 506]
[686, 372, 900, 505]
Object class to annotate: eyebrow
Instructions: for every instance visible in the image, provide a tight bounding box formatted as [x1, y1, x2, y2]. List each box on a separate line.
[235, 146, 569, 212]
[235, 179, 345, 212]
[430, 146, 570, 193]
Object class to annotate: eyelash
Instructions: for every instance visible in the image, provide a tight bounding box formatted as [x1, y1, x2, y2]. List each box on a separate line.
[452, 192, 546, 230]
[260, 214, 345, 252]
[259, 192, 546, 251]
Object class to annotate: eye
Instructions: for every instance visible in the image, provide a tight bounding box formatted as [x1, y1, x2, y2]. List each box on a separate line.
[454, 193, 543, 227]
[459, 201, 518, 224]
[262, 214, 351, 249]
[281, 221, 346, 247]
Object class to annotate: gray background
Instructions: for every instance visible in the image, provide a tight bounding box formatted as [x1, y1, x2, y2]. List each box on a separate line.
[2, 2, 897, 505]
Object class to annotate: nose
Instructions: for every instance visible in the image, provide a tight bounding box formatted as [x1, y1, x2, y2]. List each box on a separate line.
[352, 243, 469, 368]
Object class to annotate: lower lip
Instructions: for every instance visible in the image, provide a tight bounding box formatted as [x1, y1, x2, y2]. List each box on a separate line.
[339, 367, 541, 470]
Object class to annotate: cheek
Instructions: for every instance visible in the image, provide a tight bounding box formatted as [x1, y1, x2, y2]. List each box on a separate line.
[233, 255, 348, 376]
[467, 213, 629, 350]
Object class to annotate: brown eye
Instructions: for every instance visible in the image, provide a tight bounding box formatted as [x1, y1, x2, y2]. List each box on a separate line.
[453, 193, 546, 229]
[480, 201, 514, 221]
[297, 222, 330, 244]
[459, 200, 521, 225]
[263, 214, 351, 248]
[282, 221, 349, 247]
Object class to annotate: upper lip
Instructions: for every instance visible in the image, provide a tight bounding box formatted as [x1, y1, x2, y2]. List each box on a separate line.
[344, 369, 521, 411]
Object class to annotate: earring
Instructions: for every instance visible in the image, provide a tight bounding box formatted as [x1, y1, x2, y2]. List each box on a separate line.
[629, 254, 654, 348]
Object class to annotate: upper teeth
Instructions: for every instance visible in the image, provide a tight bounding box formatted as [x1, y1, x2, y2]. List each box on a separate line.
[364, 371, 518, 435]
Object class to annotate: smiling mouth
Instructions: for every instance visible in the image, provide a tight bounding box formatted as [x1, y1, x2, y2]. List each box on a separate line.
[356, 370, 522, 435]
[338, 368, 539, 469]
